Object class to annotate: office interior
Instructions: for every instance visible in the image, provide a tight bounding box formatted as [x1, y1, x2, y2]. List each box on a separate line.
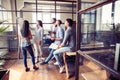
[0, 0, 120, 80]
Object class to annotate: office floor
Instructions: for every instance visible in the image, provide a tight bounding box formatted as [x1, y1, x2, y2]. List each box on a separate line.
[2, 51, 109, 80]
[3, 59, 77, 80]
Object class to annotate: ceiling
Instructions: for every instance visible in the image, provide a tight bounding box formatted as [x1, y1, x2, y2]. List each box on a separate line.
[24, 0, 100, 3]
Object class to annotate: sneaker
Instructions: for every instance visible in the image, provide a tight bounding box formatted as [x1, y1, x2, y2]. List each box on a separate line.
[40, 57, 45, 60]
[25, 67, 30, 72]
[36, 60, 39, 63]
[59, 66, 65, 73]
[33, 66, 39, 70]
[40, 61, 48, 65]
[54, 62, 59, 65]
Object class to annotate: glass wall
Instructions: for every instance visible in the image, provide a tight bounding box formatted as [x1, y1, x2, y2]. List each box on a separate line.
[80, 1, 120, 76]
[81, 2, 95, 44]
[16, 0, 76, 35]
[0, 0, 77, 59]
[81, 1, 120, 46]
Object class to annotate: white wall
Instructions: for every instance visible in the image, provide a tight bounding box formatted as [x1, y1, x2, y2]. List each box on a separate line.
[1, 0, 11, 10]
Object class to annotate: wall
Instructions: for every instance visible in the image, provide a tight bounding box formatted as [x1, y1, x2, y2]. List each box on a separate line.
[1, 0, 11, 10]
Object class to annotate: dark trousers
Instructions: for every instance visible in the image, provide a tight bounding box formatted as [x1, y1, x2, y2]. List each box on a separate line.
[21, 45, 35, 67]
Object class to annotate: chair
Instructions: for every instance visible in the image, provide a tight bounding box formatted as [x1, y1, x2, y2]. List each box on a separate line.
[63, 52, 76, 78]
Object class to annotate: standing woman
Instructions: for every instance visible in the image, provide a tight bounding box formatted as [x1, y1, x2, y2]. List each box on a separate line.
[34, 20, 44, 62]
[20, 20, 39, 72]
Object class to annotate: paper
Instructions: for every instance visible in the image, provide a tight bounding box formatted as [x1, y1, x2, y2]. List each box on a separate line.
[49, 43, 58, 49]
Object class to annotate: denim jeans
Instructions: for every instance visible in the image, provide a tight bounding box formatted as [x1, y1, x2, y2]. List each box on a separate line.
[21, 45, 35, 67]
[45, 49, 55, 63]
[53, 47, 71, 67]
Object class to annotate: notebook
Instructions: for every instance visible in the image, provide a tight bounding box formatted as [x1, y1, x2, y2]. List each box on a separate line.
[49, 43, 58, 49]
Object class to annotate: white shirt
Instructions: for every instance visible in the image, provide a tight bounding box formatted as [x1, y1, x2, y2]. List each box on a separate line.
[50, 24, 56, 32]
[34, 26, 44, 42]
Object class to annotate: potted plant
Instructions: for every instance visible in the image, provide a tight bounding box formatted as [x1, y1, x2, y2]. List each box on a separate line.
[0, 20, 10, 80]
[0, 20, 9, 66]
[0, 20, 9, 33]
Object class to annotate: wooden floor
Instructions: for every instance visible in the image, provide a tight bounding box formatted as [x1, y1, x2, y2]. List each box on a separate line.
[2, 51, 109, 80]
[3, 59, 76, 80]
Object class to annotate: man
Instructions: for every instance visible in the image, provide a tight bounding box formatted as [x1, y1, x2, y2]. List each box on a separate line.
[40, 20, 64, 65]
[50, 18, 57, 37]
[45, 18, 57, 45]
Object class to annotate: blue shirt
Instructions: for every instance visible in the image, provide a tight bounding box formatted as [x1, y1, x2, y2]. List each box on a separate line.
[54, 26, 64, 45]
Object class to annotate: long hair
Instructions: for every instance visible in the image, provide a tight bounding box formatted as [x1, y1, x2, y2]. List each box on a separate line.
[66, 18, 73, 27]
[21, 20, 30, 37]
[37, 20, 43, 27]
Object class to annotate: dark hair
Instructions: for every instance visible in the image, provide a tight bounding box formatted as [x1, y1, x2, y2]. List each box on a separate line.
[52, 18, 56, 23]
[37, 20, 43, 27]
[66, 18, 73, 27]
[21, 20, 30, 37]
[57, 20, 62, 25]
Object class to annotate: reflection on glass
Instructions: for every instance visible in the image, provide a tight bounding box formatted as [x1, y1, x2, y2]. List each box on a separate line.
[115, 1, 120, 24]
[80, 1, 120, 73]
[81, 2, 94, 10]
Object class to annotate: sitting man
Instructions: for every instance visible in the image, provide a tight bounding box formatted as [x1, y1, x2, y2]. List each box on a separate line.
[40, 20, 64, 65]
[53, 18, 76, 73]
[45, 18, 57, 45]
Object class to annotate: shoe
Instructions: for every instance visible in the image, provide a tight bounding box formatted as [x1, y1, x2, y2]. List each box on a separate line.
[25, 67, 30, 72]
[54, 62, 59, 65]
[40, 57, 45, 60]
[36, 60, 40, 63]
[59, 66, 65, 73]
[40, 61, 48, 65]
[33, 66, 39, 70]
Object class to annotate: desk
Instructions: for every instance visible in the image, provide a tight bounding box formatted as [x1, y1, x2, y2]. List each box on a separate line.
[75, 49, 120, 80]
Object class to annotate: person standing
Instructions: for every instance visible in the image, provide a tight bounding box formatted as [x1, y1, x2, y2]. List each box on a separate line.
[19, 20, 39, 72]
[34, 20, 44, 62]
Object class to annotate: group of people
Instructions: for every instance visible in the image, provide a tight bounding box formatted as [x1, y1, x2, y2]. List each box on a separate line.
[18, 18, 75, 73]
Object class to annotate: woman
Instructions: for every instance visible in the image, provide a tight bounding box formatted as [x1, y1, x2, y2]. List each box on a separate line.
[20, 20, 39, 72]
[53, 18, 75, 73]
[34, 20, 44, 62]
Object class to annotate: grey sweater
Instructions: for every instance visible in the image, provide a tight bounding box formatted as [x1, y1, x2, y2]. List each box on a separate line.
[61, 27, 75, 51]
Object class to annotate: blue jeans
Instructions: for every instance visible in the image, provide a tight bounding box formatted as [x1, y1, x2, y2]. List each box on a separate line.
[21, 45, 35, 67]
[53, 47, 71, 67]
[45, 49, 55, 63]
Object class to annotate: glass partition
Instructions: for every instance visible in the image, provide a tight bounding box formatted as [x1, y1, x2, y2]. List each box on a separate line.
[81, 10, 96, 45]
[0, 0, 76, 59]
[80, 0, 120, 74]
[0, 0, 17, 59]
